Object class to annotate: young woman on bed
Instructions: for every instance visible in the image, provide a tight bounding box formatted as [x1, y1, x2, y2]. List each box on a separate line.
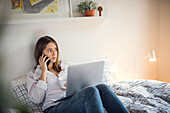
[27, 36, 129, 113]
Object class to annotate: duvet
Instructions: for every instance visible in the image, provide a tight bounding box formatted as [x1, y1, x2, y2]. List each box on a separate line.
[110, 80, 170, 113]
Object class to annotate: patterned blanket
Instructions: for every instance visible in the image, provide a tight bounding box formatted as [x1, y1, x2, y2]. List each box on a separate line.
[110, 80, 170, 113]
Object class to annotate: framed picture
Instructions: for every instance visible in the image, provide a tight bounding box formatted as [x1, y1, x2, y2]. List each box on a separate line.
[8, 0, 70, 23]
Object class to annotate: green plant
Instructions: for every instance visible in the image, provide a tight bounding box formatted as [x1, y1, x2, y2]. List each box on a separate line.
[77, 0, 98, 13]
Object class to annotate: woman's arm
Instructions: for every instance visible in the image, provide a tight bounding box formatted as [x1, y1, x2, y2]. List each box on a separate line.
[39, 71, 47, 83]
[27, 53, 50, 103]
[27, 71, 47, 104]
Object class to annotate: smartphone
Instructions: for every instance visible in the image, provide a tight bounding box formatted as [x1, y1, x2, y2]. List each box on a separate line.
[38, 51, 51, 67]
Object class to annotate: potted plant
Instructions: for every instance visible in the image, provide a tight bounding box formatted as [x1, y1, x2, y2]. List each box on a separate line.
[77, 0, 98, 16]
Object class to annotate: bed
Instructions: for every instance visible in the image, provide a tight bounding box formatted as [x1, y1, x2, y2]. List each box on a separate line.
[9, 60, 170, 113]
[10, 79, 170, 113]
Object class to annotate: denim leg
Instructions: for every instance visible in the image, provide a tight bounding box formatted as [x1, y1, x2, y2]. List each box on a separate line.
[96, 84, 129, 113]
[46, 86, 104, 113]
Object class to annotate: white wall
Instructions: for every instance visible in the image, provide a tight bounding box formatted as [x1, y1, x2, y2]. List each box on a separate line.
[159, 0, 170, 83]
[1, 0, 160, 82]
[106, 0, 160, 81]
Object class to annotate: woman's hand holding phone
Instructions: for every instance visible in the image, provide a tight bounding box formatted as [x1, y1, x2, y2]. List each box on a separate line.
[39, 54, 50, 73]
[39, 54, 50, 83]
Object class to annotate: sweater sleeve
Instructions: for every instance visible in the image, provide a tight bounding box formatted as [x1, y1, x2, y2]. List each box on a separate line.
[26, 71, 47, 104]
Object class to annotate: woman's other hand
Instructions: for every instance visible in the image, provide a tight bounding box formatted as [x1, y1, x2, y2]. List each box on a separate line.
[61, 83, 67, 90]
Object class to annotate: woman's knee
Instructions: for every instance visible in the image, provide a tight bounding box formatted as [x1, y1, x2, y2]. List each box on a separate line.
[96, 83, 109, 89]
[83, 86, 99, 97]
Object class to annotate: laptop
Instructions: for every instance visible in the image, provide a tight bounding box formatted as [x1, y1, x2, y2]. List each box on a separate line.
[66, 60, 105, 97]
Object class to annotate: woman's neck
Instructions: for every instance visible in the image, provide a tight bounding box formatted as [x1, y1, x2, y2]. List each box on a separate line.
[48, 63, 59, 77]
[48, 62, 53, 70]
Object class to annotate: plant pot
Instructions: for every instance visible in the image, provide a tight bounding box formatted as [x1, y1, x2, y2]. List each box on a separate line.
[85, 10, 95, 16]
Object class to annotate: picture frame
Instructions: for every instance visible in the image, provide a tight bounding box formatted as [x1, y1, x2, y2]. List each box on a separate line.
[8, 0, 70, 24]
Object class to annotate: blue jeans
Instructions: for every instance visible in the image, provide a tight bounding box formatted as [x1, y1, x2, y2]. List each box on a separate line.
[44, 84, 129, 113]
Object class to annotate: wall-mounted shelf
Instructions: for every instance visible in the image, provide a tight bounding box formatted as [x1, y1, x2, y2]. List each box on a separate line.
[6, 0, 107, 24]
[6, 16, 106, 24]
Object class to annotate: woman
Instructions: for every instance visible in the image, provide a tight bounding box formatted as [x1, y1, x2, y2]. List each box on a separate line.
[27, 36, 129, 113]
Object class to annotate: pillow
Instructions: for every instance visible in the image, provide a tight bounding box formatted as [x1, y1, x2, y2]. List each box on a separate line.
[102, 61, 117, 85]
[11, 75, 26, 88]
[11, 83, 43, 113]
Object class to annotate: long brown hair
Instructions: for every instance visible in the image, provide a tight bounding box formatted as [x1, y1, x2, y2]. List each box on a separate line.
[34, 36, 61, 72]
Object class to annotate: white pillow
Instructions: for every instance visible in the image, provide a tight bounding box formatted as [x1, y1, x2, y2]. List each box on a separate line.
[102, 61, 117, 85]
[11, 75, 26, 88]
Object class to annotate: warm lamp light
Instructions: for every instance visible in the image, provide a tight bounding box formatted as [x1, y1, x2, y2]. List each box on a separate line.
[148, 50, 156, 62]
[132, 50, 157, 79]
[135, 50, 157, 64]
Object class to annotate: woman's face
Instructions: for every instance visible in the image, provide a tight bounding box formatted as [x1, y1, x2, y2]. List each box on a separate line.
[43, 42, 58, 63]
